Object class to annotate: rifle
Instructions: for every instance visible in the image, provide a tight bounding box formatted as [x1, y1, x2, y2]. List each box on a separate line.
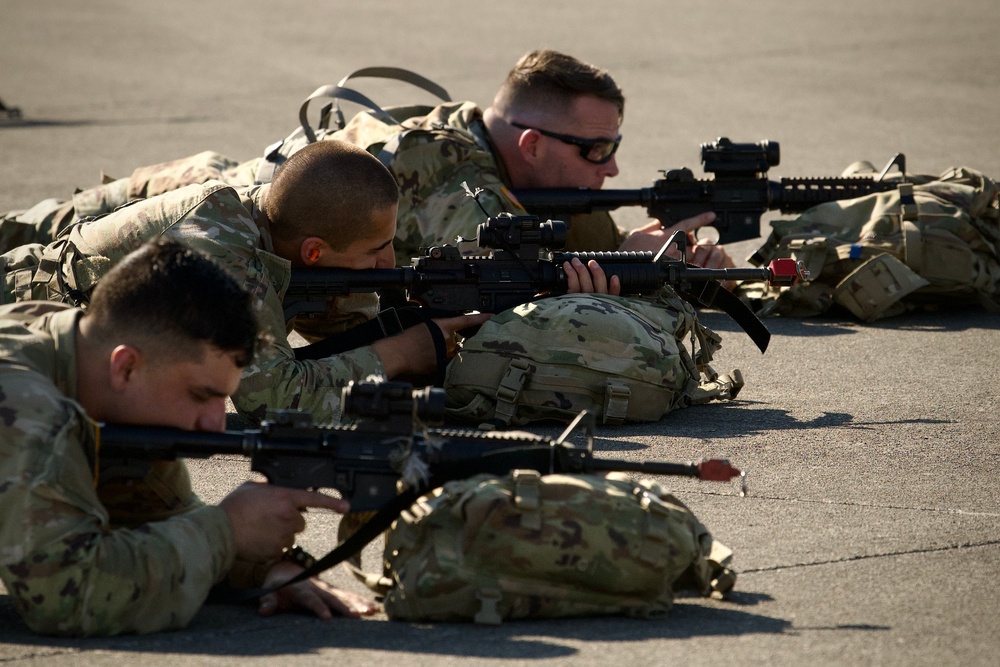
[94, 381, 744, 590]
[283, 213, 807, 354]
[95, 381, 744, 513]
[510, 137, 907, 245]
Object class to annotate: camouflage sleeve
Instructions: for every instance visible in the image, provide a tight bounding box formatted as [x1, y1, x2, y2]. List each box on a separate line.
[393, 151, 524, 266]
[564, 211, 626, 252]
[0, 199, 77, 253]
[229, 275, 386, 425]
[0, 369, 236, 636]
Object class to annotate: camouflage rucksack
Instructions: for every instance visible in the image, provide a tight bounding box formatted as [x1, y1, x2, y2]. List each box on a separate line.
[738, 165, 1000, 321]
[444, 289, 743, 426]
[366, 470, 735, 624]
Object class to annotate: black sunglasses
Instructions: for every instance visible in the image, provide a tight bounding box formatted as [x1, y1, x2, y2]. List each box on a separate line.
[511, 121, 621, 165]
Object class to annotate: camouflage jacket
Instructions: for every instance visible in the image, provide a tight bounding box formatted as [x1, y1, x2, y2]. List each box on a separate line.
[0, 151, 254, 253]
[0, 104, 626, 263]
[0, 181, 384, 424]
[329, 101, 625, 266]
[0, 302, 235, 635]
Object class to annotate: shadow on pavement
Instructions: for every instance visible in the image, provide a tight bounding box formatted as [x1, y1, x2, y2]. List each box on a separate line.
[700, 303, 998, 337]
[0, 115, 212, 129]
[0, 593, 802, 659]
[590, 402, 953, 447]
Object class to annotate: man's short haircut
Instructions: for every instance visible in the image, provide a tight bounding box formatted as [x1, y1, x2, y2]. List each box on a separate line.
[267, 140, 399, 251]
[85, 239, 260, 367]
[495, 49, 625, 121]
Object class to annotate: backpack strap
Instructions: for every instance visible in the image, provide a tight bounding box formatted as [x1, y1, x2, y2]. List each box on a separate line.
[254, 67, 452, 184]
[299, 66, 452, 143]
[493, 359, 532, 425]
[898, 183, 924, 273]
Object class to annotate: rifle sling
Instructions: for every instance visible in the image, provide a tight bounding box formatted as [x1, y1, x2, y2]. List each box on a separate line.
[293, 307, 449, 386]
[219, 487, 422, 605]
[676, 280, 771, 353]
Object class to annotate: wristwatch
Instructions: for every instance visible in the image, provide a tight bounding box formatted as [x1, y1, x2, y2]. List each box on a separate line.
[281, 545, 317, 569]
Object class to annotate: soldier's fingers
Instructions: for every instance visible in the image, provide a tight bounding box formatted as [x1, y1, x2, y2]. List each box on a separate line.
[284, 488, 350, 514]
[563, 257, 594, 294]
[316, 586, 380, 618]
[586, 260, 609, 294]
[665, 211, 717, 235]
[570, 258, 595, 293]
[438, 312, 491, 332]
[563, 260, 582, 293]
[257, 592, 281, 617]
[633, 219, 664, 234]
[609, 274, 622, 296]
[691, 244, 731, 270]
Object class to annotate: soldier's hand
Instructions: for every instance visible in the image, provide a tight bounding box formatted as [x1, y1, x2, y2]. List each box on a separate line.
[257, 560, 380, 620]
[219, 482, 349, 562]
[618, 211, 718, 253]
[563, 257, 621, 295]
[619, 212, 737, 291]
[688, 240, 737, 291]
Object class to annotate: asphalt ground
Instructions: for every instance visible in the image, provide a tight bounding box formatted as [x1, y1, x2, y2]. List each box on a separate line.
[1, 1, 999, 665]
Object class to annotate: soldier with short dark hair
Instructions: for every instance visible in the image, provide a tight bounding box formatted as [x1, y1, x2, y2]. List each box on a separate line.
[0, 140, 490, 425]
[0, 50, 734, 277]
[0, 239, 377, 636]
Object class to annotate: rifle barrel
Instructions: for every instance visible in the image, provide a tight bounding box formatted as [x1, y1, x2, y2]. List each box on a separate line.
[97, 424, 257, 459]
[511, 188, 648, 214]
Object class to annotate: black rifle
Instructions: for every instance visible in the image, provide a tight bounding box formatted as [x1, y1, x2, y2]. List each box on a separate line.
[510, 137, 906, 245]
[95, 381, 743, 513]
[283, 214, 806, 354]
[94, 381, 743, 590]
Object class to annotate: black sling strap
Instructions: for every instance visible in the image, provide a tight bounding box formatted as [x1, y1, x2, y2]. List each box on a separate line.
[292, 307, 450, 387]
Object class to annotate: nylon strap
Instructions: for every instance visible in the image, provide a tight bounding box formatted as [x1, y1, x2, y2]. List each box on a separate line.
[292, 306, 449, 387]
[676, 279, 771, 353]
[299, 67, 452, 143]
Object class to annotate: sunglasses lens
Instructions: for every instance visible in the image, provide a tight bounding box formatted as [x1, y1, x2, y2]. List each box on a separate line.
[586, 140, 619, 164]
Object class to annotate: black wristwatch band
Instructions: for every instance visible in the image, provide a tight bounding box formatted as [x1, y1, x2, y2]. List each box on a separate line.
[281, 545, 317, 569]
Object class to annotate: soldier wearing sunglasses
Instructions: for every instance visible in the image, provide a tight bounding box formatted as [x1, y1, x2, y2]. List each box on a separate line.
[376, 49, 735, 276]
[0, 50, 733, 284]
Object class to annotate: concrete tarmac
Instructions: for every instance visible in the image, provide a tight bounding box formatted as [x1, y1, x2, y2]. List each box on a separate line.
[1, 1, 999, 665]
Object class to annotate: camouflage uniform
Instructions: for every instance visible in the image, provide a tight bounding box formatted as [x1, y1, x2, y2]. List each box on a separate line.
[328, 101, 626, 266]
[0, 151, 255, 252]
[0, 104, 625, 265]
[0, 302, 237, 635]
[0, 181, 383, 424]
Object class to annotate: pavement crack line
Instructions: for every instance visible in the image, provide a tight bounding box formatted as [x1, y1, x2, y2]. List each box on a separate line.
[739, 539, 1000, 574]
[689, 489, 1000, 517]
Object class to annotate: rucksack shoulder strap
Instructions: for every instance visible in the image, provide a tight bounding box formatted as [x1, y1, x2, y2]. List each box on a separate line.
[299, 66, 452, 142]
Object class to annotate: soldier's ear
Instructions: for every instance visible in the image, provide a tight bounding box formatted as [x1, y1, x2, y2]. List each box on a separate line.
[516, 127, 543, 162]
[300, 237, 326, 266]
[108, 344, 142, 391]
